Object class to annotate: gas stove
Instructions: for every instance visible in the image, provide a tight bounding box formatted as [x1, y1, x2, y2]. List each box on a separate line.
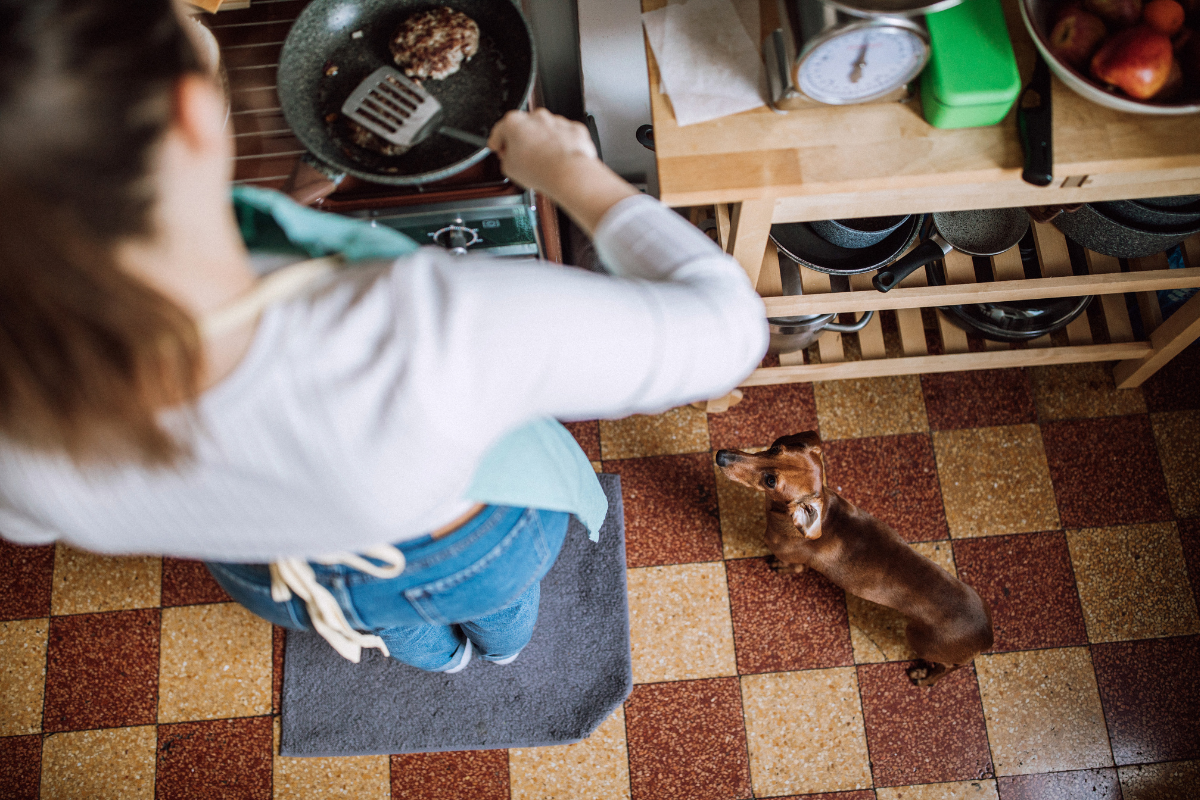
[206, 0, 554, 260]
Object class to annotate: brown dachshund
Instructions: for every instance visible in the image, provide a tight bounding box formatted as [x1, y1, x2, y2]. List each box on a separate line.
[715, 431, 993, 686]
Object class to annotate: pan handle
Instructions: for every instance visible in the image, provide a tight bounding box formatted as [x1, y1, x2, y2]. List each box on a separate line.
[283, 154, 346, 206]
[1018, 56, 1053, 188]
[824, 309, 875, 333]
[635, 124, 655, 152]
[872, 237, 951, 293]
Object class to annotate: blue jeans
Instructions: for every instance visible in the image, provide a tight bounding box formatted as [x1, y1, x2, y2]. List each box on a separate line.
[206, 506, 570, 672]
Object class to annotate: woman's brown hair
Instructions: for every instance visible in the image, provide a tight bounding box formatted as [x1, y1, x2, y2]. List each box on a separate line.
[0, 0, 205, 465]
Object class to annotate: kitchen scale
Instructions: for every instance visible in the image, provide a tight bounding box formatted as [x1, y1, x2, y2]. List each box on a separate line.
[764, 0, 960, 110]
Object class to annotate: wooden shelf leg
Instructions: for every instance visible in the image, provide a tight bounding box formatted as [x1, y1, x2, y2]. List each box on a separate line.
[726, 199, 775, 289]
[691, 389, 745, 414]
[714, 204, 732, 252]
[1114, 289, 1200, 388]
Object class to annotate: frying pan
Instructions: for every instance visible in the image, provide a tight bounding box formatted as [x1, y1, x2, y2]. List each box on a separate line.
[873, 208, 1030, 292]
[768, 215, 924, 275]
[925, 259, 1092, 342]
[277, 0, 535, 202]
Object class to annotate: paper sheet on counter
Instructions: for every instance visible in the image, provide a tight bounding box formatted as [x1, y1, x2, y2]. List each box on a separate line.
[642, 0, 766, 127]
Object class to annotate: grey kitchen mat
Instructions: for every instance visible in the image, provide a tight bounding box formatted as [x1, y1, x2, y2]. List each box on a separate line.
[279, 474, 631, 756]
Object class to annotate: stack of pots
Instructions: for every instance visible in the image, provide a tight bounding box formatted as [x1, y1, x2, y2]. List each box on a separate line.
[1049, 195, 1200, 258]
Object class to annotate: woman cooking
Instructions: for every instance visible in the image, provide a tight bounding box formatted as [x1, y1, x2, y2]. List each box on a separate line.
[0, 0, 766, 672]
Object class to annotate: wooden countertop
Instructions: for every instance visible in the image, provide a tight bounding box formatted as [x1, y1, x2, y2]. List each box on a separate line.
[643, 0, 1200, 219]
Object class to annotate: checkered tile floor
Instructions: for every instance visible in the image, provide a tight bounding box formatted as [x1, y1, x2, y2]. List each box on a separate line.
[3, 346, 1199, 800]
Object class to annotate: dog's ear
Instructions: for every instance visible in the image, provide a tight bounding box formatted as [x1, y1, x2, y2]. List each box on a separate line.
[791, 498, 824, 540]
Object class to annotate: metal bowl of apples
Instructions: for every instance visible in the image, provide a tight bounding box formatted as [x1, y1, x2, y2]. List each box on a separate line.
[1020, 0, 1200, 113]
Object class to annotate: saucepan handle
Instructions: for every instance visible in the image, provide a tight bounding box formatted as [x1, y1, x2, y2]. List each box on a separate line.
[824, 309, 875, 333]
[872, 238, 950, 293]
[283, 153, 346, 206]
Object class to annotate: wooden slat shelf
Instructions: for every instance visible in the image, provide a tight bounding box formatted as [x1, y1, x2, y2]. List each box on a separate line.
[743, 343, 1152, 385]
[762, 267, 1200, 315]
[732, 225, 1200, 389]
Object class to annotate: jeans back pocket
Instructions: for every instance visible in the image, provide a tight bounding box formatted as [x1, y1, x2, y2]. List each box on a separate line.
[404, 509, 553, 626]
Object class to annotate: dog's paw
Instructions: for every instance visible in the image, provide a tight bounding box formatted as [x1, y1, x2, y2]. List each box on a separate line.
[906, 662, 932, 686]
[906, 661, 944, 687]
[768, 557, 805, 574]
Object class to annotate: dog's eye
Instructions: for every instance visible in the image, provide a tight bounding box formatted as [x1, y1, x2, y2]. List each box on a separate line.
[763, 474, 777, 489]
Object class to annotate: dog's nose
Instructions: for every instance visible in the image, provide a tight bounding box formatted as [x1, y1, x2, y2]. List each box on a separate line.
[715, 450, 737, 467]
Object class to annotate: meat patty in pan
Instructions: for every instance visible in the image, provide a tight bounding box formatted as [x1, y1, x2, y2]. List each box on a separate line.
[389, 7, 480, 81]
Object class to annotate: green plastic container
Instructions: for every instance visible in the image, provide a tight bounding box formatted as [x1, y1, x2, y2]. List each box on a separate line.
[920, 0, 1021, 129]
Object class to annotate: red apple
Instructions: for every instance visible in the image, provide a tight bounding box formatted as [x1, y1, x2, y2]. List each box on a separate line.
[1051, 8, 1110, 67]
[1084, 0, 1143, 27]
[1090, 25, 1176, 97]
[1144, 0, 1186, 34]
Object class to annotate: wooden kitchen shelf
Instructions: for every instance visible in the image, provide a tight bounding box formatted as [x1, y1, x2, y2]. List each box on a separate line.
[742, 224, 1199, 387]
[644, 0, 1200, 389]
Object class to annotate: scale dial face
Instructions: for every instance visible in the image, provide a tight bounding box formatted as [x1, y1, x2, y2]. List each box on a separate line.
[797, 23, 928, 105]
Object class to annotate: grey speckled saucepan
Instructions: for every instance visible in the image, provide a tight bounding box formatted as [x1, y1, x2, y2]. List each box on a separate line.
[278, 0, 535, 186]
[1052, 203, 1200, 259]
[873, 208, 1030, 292]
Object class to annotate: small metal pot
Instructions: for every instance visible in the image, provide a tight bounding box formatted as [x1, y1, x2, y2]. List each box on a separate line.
[767, 254, 874, 353]
[769, 311, 876, 354]
[809, 216, 909, 249]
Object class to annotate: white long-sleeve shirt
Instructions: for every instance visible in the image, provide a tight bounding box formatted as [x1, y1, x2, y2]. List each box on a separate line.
[0, 194, 767, 561]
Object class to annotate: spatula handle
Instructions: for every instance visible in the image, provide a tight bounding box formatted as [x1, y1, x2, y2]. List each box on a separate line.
[439, 126, 490, 149]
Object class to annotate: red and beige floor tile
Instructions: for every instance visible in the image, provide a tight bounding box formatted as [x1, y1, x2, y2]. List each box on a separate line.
[603, 453, 723, 569]
[1027, 362, 1146, 422]
[706, 383, 818, 451]
[1151, 410, 1200, 518]
[974, 647, 1113, 776]
[824, 434, 948, 542]
[1066, 523, 1200, 643]
[921, 369, 1036, 431]
[598, 406, 710, 461]
[2, 355, 1198, 798]
[50, 545, 160, 615]
[508, 708, 630, 800]
[996, 767, 1122, 800]
[933, 425, 1060, 538]
[953, 531, 1088, 653]
[626, 562, 736, 684]
[1090, 636, 1200, 766]
[813, 375, 929, 441]
[876, 779, 999, 799]
[1041, 415, 1173, 528]
[624, 678, 751, 800]
[741, 667, 872, 796]
[158, 602, 272, 723]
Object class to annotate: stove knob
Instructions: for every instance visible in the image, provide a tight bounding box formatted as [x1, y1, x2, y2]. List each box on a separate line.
[432, 224, 481, 255]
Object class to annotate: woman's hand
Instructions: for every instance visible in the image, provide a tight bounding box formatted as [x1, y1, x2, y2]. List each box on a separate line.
[488, 109, 638, 237]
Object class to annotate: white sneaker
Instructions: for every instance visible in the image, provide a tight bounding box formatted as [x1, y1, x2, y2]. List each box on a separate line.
[491, 650, 521, 666]
[442, 638, 472, 674]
